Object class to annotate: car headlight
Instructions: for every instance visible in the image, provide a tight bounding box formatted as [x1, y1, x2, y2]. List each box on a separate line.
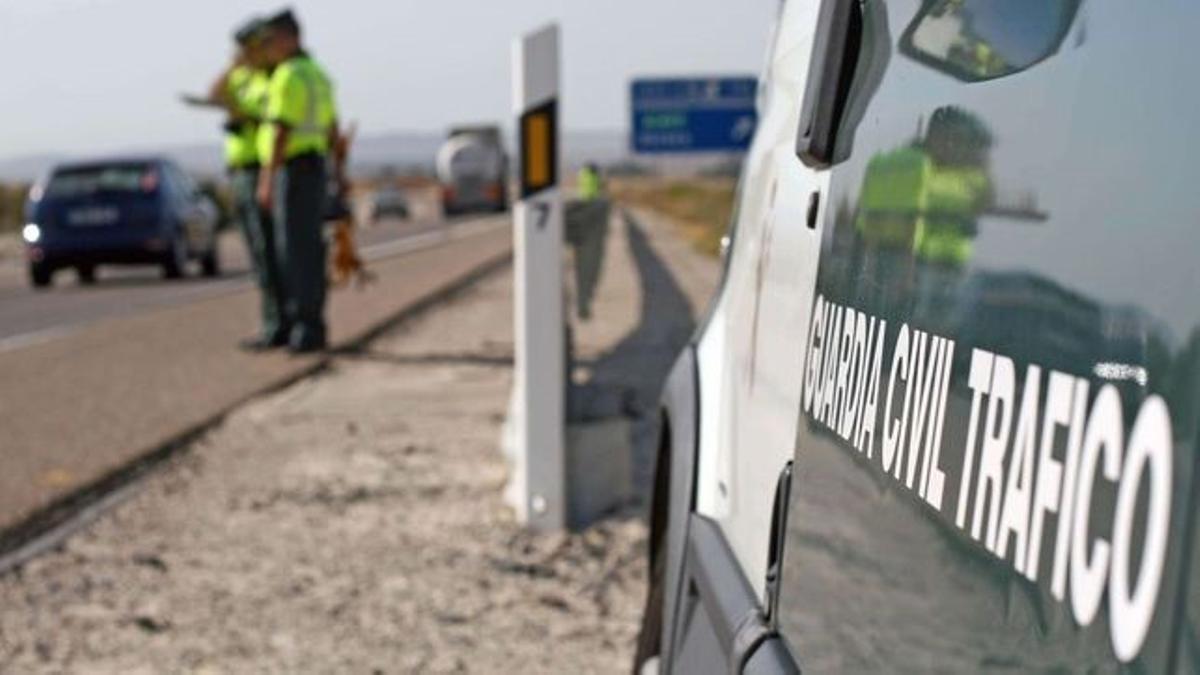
[21, 223, 41, 244]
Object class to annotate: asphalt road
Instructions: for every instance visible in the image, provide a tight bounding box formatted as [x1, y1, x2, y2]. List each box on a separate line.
[0, 212, 512, 552]
[0, 215, 452, 350]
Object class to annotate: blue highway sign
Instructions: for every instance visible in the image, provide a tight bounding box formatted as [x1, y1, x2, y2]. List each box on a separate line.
[631, 76, 758, 153]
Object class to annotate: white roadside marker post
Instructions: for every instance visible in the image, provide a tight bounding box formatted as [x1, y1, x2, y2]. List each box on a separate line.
[508, 23, 565, 531]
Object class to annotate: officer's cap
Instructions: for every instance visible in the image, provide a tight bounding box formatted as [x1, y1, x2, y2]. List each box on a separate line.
[264, 8, 301, 36]
[233, 16, 267, 46]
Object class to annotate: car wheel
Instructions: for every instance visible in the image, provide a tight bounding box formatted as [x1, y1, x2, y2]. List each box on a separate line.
[76, 265, 97, 285]
[201, 246, 220, 278]
[29, 263, 53, 289]
[162, 236, 187, 280]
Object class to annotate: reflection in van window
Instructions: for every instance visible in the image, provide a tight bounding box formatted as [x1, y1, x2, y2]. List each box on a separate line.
[903, 0, 1079, 81]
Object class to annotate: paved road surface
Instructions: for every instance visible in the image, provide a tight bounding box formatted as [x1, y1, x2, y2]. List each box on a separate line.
[0, 216, 455, 349]
[0, 214, 511, 548]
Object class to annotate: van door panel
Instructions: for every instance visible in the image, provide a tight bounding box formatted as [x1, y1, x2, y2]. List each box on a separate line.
[780, 0, 1200, 669]
[694, 0, 829, 603]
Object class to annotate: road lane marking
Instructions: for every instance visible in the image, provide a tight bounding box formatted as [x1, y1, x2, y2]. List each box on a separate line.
[0, 217, 508, 355]
[0, 325, 80, 353]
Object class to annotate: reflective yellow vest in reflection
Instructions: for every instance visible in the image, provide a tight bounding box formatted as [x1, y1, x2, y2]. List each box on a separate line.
[916, 163, 989, 265]
[856, 146, 988, 266]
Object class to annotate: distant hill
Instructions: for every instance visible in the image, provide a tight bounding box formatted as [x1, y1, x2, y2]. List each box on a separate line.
[0, 133, 447, 183]
[0, 128, 742, 183]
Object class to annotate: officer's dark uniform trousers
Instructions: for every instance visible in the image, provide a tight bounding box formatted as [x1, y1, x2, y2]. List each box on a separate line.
[232, 165, 289, 343]
[273, 153, 327, 350]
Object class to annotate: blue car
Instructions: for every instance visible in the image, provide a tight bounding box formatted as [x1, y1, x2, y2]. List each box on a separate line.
[22, 157, 220, 288]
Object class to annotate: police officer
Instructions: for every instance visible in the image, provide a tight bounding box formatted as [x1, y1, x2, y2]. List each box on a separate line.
[570, 162, 609, 319]
[910, 106, 993, 329]
[852, 106, 992, 323]
[256, 9, 343, 353]
[577, 162, 603, 201]
[210, 17, 290, 351]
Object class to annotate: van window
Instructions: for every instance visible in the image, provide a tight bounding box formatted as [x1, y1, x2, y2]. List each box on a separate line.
[45, 164, 159, 200]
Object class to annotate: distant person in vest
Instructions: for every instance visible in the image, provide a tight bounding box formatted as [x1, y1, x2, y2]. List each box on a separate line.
[577, 162, 604, 201]
[570, 162, 610, 320]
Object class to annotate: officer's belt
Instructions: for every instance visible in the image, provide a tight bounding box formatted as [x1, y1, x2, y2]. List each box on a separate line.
[285, 150, 325, 164]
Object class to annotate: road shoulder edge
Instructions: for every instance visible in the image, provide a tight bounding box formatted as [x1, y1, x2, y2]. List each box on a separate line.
[0, 246, 513, 575]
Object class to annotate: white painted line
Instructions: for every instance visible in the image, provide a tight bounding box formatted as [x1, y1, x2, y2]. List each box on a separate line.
[360, 216, 507, 262]
[0, 216, 509, 356]
[361, 229, 447, 261]
[0, 325, 79, 354]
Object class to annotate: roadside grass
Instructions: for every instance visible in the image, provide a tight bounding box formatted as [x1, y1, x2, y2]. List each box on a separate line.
[0, 183, 29, 261]
[0, 183, 29, 235]
[610, 177, 736, 257]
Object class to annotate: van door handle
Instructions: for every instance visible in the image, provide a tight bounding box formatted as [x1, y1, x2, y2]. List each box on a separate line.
[796, 0, 863, 168]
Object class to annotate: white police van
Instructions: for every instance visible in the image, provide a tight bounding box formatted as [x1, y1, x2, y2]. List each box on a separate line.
[634, 0, 1200, 671]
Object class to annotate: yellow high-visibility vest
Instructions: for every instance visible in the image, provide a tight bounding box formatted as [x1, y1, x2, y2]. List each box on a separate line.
[225, 66, 269, 168]
[259, 54, 337, 163]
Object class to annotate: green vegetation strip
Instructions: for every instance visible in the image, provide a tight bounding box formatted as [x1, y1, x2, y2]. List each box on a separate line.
[610, 178, 735, 258]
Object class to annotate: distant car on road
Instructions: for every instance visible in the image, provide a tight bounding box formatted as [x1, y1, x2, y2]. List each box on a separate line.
[370, 185, 410, 221]
[22, 157, 220, 288]
[436, 125, 509, 216]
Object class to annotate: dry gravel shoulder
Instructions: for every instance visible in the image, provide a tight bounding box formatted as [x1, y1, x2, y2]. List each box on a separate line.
[0, 269, 647, 674]
[0, 206, 721, 675]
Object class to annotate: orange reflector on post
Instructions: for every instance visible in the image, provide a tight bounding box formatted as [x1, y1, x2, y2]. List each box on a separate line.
[525, 115, 550, 185]
[519, 99, 557, 198]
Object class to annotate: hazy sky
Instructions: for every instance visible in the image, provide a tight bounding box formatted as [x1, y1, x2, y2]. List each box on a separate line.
[0, 1, 776, 160]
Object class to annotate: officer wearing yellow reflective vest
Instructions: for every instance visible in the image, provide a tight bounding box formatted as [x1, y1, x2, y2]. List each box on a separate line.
[568, 162, 609, 319]
[256, 9, 343, 353]
[209, 17, 289, 351]
[853, 106, 993, 325]
[577, 162, 603, 201]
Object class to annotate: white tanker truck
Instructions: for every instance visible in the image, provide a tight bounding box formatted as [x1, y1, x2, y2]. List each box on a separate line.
[436, 125, 509, 216]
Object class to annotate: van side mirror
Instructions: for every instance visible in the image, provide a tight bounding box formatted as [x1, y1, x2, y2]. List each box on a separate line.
[899, 0, 1081, 83]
